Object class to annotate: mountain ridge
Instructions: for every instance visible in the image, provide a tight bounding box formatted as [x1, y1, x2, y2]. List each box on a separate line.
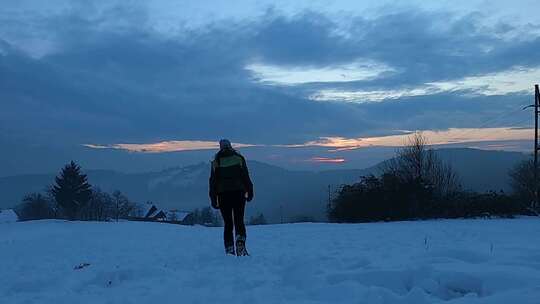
[0, 148, 529, 222]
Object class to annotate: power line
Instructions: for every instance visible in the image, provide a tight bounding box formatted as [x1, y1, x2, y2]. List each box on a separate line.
[447, 102, 530, 141]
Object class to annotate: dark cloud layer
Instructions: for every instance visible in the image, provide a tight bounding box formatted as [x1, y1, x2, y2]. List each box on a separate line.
[0, 3, 538, 174]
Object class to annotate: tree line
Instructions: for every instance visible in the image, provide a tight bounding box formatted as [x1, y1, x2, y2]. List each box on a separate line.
[328, 133, 536, 223]
[19, 136, 536, 225]
[14, 161, 270, 225]
[15, 161, 139, 221]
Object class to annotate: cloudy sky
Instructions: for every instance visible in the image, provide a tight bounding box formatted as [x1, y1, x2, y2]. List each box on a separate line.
[1, 0, 539, 175]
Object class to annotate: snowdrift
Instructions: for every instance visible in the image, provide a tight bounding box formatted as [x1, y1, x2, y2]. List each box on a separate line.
[1, 219, 539, 303]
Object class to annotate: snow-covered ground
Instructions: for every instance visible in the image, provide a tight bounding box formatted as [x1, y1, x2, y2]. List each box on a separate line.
[1, 219, 540, 304]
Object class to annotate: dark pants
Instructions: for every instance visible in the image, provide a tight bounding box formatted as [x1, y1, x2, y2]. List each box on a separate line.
[218, 191, 246, 248]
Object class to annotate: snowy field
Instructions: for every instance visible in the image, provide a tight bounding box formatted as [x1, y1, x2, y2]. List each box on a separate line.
[1, 219, 540, 304]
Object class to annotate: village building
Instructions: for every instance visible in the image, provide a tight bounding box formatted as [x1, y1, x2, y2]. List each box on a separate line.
[137, 203, 192, 224]
[0, 209, 19, 223]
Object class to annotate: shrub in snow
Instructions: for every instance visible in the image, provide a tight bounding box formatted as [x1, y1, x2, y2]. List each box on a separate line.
[249, 213, 267, 225]
[15, 193, 56, 221]
[185, 207, 221, 226]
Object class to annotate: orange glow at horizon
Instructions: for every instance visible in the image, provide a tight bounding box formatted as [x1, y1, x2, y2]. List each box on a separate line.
[309, 157, 346, 163]
[83, 140, 256, 153]
[84, 127, 533, 153]
[298, 127, 533, 151]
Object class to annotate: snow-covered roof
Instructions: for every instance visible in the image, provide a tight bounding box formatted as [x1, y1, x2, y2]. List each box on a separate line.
[142, 203, 159, 218]
[141, 204, 191, 221]
[0, 209, 18, 223]
[166, 210, 190, 221]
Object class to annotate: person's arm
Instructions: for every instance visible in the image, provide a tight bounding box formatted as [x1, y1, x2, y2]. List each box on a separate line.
[209, 161, 219, 208]
[241, 157, 254, 201]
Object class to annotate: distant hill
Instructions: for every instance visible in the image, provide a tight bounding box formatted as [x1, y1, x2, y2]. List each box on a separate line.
[0, 148, 529, 222]
[435, 148, 528, 192]
[0, 161, 369, 222]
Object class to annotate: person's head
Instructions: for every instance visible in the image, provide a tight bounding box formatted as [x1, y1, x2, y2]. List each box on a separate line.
[219, 139, 233, 151]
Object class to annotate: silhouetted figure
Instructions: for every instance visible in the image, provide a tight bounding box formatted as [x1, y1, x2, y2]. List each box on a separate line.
[209, 139, 254, 256]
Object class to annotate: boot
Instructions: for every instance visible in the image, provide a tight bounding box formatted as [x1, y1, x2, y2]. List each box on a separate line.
[235, 235, 249, 256]
[225, 245, 235, 256]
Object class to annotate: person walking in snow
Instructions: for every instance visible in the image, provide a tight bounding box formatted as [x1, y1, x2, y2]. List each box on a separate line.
[209, 139, 254, 256]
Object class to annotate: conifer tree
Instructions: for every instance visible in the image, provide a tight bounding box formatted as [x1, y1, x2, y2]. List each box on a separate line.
[51, 161, 92, 220]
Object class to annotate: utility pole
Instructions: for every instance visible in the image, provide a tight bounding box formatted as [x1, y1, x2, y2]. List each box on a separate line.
[524, 85, 540, 209]
[535, 84, 540, 209]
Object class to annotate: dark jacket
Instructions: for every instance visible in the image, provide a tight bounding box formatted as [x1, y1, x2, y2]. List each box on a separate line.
[209, 149, 254, 202]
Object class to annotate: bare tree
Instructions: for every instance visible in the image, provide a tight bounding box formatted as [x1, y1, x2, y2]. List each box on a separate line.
[80, 189, 114, 221]
[111, 190, 136, 221]
[384, 132, 461, 197]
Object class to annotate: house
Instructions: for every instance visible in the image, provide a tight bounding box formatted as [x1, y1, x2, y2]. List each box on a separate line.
[133, 203, 192, 224]
[143, 204, 163, 219]
[0, 209, 18, 223]
[166, 209, 191, 222]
